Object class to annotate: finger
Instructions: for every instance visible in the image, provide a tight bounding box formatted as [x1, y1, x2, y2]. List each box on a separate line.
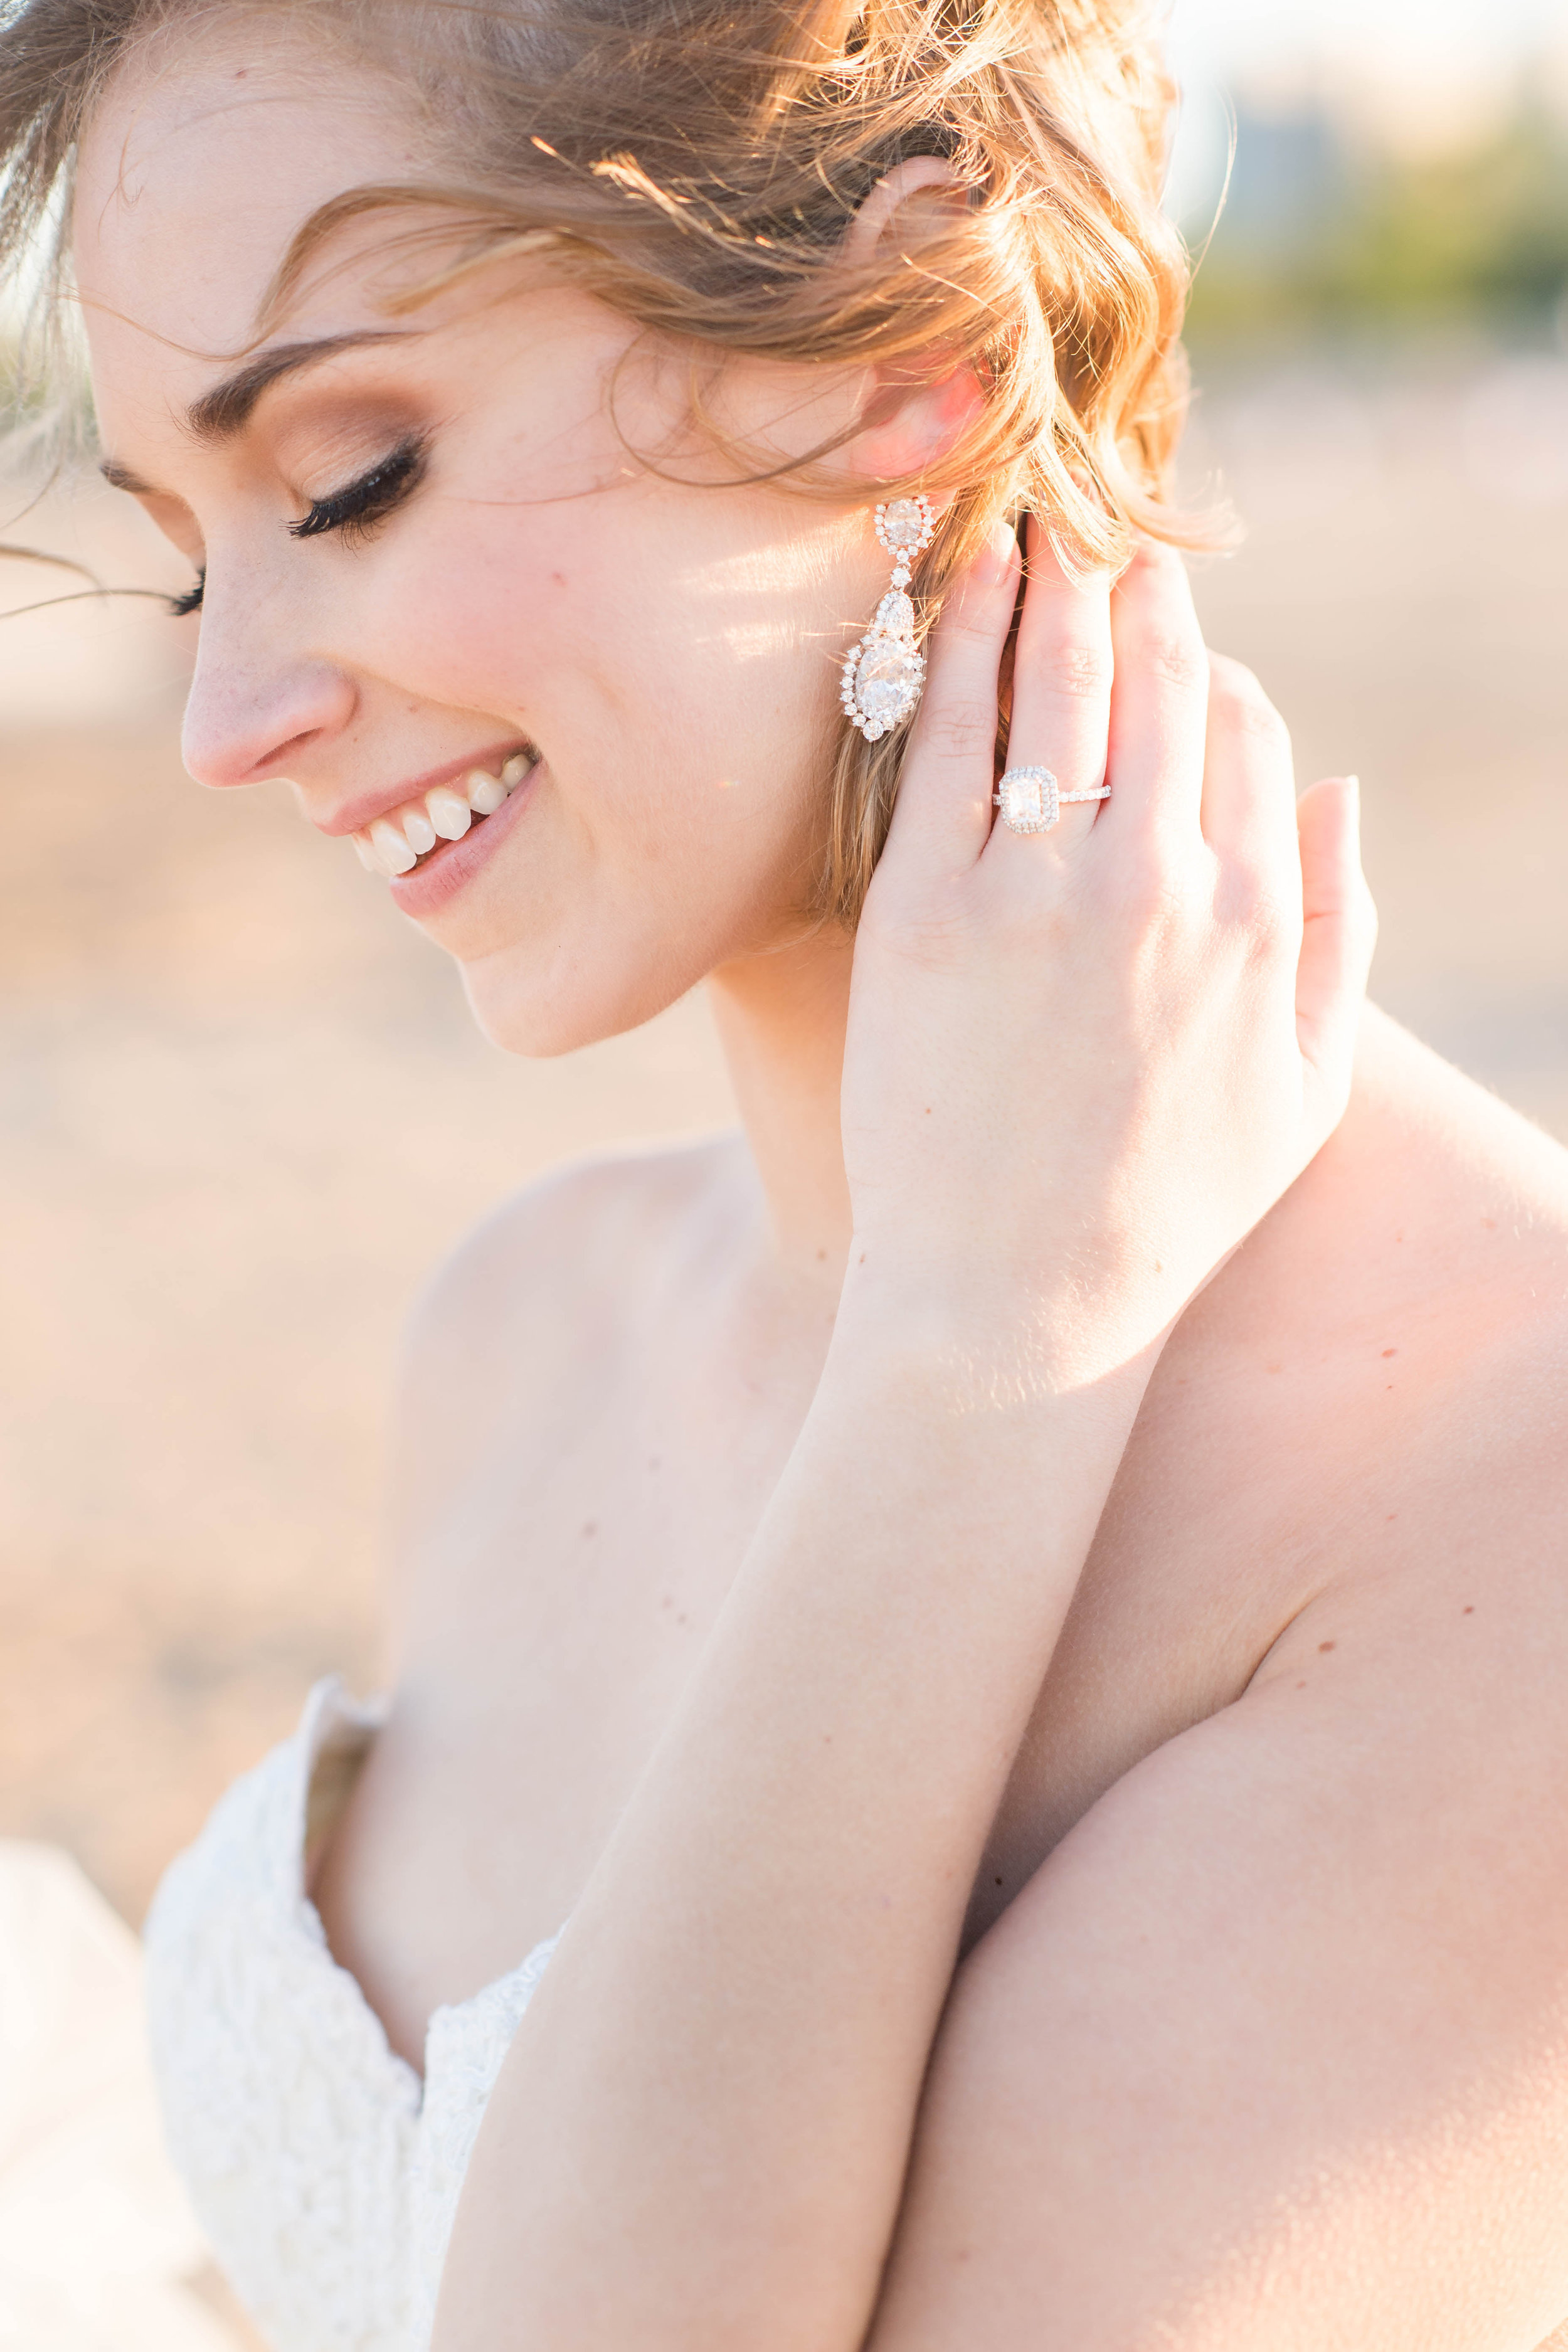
[1200, 652, 1297, 869]
[1103, 540, 1209, 844]
[884, 519, 1020, 875]
[988, 516, 1113, 856]
[1294, 776, 1377, 1120]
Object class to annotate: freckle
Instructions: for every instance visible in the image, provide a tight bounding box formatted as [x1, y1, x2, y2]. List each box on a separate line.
[816, 1248, 827, 1263]
[1381, 1347, 1397, 1359]
[1296, 1680, 1306, 1690]
[551, 569, 566, 588]
[1463, 1605, 1475, 1615]
[1387, 1513, 1397, 1521]
[1318, 1640, 1336, 1653]
[859, 1253, 867, 1264]
[1266, 1362, 1283, 1375]
[648, 1455, 661, 1471]
[994, 1875, 1004, 1886]
[661, 1595, 672, 1609]
[581, 1520, 597, 1537]
[924, 1106, 932, 1115]
[1483, 1217, 1497, 1231]
[677, 1612, 689, 1626]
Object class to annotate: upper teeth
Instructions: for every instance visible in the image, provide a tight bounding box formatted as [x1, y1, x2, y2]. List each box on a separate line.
[354, 754, 534, 877]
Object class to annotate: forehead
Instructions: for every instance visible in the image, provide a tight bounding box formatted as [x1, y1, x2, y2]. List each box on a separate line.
[73, 29, 428, 388]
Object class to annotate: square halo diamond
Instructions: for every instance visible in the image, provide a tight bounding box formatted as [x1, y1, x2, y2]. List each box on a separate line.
[998, 766, 1059, 834]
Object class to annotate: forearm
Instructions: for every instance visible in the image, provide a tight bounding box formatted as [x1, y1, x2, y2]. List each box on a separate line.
[433, 1270, 1161, 2351]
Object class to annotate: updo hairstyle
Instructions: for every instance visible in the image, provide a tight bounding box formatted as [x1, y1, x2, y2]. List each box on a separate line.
[0, 0, 1199, 917]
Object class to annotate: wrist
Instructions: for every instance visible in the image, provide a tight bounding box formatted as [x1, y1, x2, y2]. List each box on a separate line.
[825, 1242, 1172, 1422]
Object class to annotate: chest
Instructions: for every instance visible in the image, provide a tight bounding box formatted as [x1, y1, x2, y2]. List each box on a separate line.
[312, 1269, 1419, 2066]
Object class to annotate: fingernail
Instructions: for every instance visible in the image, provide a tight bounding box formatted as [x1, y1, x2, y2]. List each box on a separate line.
[981, 517, 1019, 578]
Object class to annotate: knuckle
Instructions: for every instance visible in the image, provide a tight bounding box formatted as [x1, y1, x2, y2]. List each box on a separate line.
[1244, 886, 1295, 958]
[918, 697, 997, 762]
[1219, 858, 1296, 958]
[1138, 627, 1207, 696]
[1034, 638, 1114, 704]
[1210, 659, 1291, 750]
[943, 605, 1000, 650]
[1206, 650, 1259, 697]
[1108, 835, 1184, 931]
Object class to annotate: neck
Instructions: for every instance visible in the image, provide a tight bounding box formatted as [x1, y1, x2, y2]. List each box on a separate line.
[706, 924, 856, 1294]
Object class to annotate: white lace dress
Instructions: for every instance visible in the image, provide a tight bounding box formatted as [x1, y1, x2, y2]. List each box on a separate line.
[142, 1680, 560, 2352]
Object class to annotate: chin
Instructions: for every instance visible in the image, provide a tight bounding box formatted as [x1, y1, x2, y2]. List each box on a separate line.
[457, 939, 709, 1060]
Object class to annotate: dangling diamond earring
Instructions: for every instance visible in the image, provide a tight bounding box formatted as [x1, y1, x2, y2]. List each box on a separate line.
[840, 494, 938, 743]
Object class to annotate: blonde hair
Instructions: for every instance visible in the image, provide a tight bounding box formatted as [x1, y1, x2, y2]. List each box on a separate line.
[0, 0, 1200, 919]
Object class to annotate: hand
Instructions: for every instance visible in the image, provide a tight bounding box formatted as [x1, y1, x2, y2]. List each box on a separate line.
[840, 522, 1376, 1369]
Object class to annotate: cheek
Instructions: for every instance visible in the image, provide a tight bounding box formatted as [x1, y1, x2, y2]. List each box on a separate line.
[355, 504, 603, 724]
[354, 495, 840, 857]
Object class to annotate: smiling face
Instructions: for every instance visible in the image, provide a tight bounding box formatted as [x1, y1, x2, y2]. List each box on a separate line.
[72, 24, 891, 1052]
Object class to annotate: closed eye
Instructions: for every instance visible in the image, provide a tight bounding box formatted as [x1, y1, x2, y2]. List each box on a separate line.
[169, 568, 206, 618]
[159, 436, 428, 620]
[289, 437, 428, 544]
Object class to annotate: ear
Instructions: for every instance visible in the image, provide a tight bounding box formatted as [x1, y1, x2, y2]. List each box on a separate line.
[841, 159, 987, 483]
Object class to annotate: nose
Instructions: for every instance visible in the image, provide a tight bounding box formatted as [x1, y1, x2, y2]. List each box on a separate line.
[180, 622, 359, 790]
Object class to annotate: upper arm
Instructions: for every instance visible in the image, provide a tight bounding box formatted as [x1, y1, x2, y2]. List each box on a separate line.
[867, 1498, 1568, 2351]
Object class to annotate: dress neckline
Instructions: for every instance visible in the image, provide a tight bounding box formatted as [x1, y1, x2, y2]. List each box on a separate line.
[293, 1677, 560, 2100]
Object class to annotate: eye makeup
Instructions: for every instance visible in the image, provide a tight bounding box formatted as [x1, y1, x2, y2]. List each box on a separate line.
[161, 432, 431, 618]
[288, 435, 428, 545]
[169, 567, 206, 618]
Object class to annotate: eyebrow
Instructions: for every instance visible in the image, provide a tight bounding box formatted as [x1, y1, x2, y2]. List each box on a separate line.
[98, 326, 414, 495]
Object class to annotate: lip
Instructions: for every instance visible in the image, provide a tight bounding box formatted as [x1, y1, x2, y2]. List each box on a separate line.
[317, 740, 535, 840]
[388, 755, 539, 916]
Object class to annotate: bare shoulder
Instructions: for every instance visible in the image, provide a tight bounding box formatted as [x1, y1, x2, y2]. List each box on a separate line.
[867, 1014, 1568, 2352]
[402, 1129, 750, 1391]
[389, 1129, 753, 1530]
[1170, 1002, 1568, 1550]
[1277, 1004, 1568, 1513]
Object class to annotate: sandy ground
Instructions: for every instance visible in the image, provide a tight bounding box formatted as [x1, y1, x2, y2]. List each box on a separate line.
[1, 338, 1565, 1947]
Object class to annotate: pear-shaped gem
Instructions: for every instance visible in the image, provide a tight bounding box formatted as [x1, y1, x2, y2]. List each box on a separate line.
[854, 637, 923, 728]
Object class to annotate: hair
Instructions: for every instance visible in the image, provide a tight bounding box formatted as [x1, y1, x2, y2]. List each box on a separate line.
[0, 0, 1202, 921]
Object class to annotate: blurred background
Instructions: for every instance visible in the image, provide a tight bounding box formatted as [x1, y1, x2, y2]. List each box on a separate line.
[0, 8, 1565, 2320]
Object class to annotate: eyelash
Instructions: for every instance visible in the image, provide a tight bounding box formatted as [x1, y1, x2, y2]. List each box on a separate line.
[289, 436, 428, 544]
[166, 435, 429, 618]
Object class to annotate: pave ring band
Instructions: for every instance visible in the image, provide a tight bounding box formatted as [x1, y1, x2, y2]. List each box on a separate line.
[994, 766, 1111, 835]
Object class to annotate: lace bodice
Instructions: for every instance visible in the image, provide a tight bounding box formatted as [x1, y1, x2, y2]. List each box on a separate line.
[143, 1679, 559, 2352]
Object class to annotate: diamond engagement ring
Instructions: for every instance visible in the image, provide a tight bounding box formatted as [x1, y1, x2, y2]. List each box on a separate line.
[993, 766, 1111, 835]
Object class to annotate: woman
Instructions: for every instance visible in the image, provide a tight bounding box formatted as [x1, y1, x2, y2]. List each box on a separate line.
[4, 1, 1567, 2346]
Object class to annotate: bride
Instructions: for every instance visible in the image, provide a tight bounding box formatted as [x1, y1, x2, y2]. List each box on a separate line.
[6, 1, 1568, 2346]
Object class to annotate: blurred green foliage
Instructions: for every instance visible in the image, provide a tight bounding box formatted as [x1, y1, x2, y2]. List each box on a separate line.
[1187, 98, 1568, 340]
